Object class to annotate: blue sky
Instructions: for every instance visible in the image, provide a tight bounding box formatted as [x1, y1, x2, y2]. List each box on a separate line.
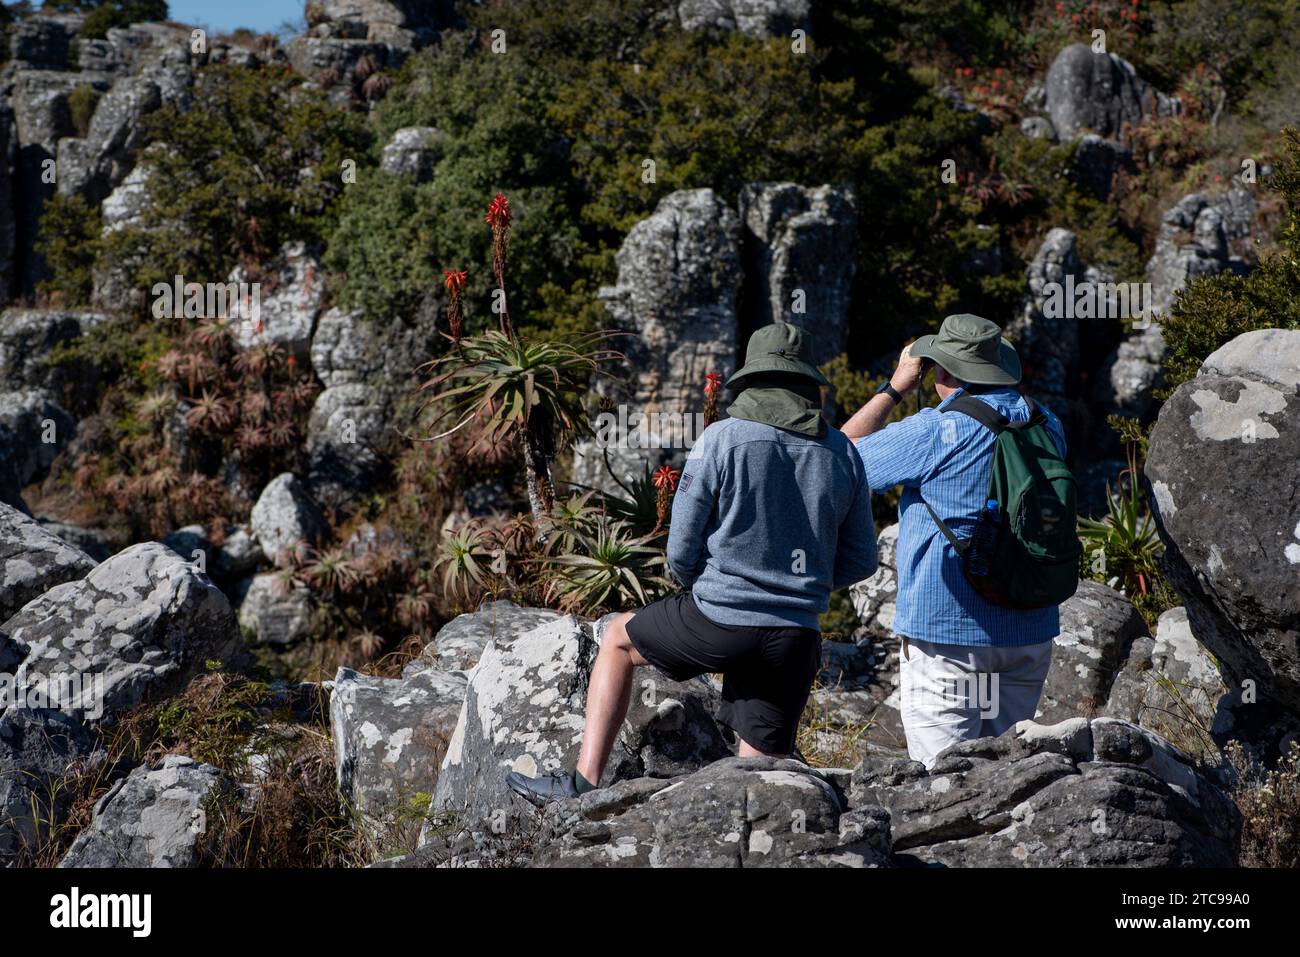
[165, 0, 306, 35]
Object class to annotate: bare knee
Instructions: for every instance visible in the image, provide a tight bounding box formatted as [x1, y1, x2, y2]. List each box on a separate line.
[601, 612, 648, 665]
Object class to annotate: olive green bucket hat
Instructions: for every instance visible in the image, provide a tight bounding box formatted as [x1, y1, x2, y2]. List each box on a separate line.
[909, 313, 1022, 387]
[725, 321, 830, 389]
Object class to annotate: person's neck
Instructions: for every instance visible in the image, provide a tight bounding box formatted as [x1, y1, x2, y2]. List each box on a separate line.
[935, 382, 961, 401]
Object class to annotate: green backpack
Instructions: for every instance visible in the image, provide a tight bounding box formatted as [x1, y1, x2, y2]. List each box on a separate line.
[921, 394, 1082, 610]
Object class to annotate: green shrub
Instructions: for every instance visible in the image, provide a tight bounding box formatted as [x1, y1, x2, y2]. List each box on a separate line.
[67, 83, 100, 137]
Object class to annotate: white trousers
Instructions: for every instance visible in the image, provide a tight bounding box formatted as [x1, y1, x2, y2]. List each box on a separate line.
[898, 636, 1054, 769]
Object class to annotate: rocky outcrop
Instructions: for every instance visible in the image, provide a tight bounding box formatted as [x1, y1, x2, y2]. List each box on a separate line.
[330, 665, 466, 835]
[0, 542, 243, 724]
[1042, 43, 1179, 143]
[738, 182, 856, 365]
[852, 717, 1239, 866]
[1145, 329, 1300, 716]
[0, 501, 95, 622]
[231, 242, 325, 360]
[403, 601, 562, 675]
[849, 523, 898, 636]
[678, 0, 811, 37]
[305, 305, 433, 508]
[379, 126, 443, 181]
[58, 756, 231, 868]
[56, 75, 160, 204]
[430, 613, 731, 833]
[1146, 189, 1255, 318]
[533, 756, 890, 867]
[1036, 581, 1149, 724]
[0, 308, 110, 394]
[1105, 606, 1229, 759]
[249, 473, 328, 565]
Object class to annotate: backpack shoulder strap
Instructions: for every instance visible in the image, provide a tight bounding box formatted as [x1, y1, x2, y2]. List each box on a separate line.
[920, 495, 969, 555]
[943, 394, 1009, 433]
[1007, 395, 1048, 431]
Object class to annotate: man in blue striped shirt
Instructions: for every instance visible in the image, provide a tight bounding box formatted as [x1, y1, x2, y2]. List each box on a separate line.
[842, 314, 1065, 767]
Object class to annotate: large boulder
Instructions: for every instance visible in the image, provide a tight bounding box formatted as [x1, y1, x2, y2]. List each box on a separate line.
[0, 390, 76, 510]
[1043, 43, 1179, 143]
[330, 665, 467, 837]
[248, 473, 328, 565]
[402, 601, 562, 675]
[677, 0, 811, 37]
[0, 542, 243, 724]
[1146, 189, 1255, 318]
[430, 613, 732, 831]
[0, 501, 95, 623]
[235, 573, 315, 646]
[532, 756, 891, 868]
[58, 755, 231, 868]
[0, 708, 103, 861]
[738, 182, 857, 366]
[852, 717, 1239, 866]
[1036, 581, 1149, 724]
[1145, 329, 1300, 715]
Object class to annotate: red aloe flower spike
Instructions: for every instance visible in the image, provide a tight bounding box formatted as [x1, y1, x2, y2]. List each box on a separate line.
[485, 193, 511, 229]
[703, 371, 722, 427]
[442, 269, 468, 342]
[653, 466, 680, 490]
[485, 194, 515, 339]
[652, 466, 680, 534]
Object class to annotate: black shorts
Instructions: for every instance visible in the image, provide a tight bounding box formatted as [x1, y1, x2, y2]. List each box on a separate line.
[625, 592, 821, 755]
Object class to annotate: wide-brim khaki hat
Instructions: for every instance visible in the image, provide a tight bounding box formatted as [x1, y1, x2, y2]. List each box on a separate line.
[909, 313, 1021, 386]
[725, 320, 830, 389]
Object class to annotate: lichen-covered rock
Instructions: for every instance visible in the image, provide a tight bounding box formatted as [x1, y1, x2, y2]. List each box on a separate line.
[0, 501, 95, 623]
[677, 0, 810, 37]
[0, 308, 110, 393]
[1036, 581, 1149, 724]
[0, 708, 103, 861]
[56, 75, 160, 203]
[1145, 330, 1300, 715]
[852, 717, 1239, 866]
[0, 542, 243, 724]
[533, 756, 890, 868]
[1044, 43, 1179, 143]
[1145, 189, 1255, 318]
[231, 242, 325, 360]
[379, 126, 443, 181]
[330, 665, 467, 835]
[1104, 606, 1229, 758]
[236, 573, 315, 646]
[249, 473, 328, 564]
[402, 601, 563, 676]
[431, 614, 731, 831]
[58, 756, 231, 867]
[738, 182, 857, 366]
[849, 523, 898, 636]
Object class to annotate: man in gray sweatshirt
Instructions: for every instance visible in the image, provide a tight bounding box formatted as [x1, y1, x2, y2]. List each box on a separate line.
[507, 321, 879, 805]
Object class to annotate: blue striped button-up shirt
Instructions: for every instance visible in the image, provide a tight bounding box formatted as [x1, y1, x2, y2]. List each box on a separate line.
[853, 388, 1066, 647]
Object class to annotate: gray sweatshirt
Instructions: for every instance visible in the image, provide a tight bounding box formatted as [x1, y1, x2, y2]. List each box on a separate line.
[666, 417, 879, 630]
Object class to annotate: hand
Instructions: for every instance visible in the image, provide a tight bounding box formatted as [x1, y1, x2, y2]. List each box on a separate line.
[890, 342, 925, 395]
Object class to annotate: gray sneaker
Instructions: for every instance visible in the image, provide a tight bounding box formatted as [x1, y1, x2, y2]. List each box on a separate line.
[505, 769, 581, 807]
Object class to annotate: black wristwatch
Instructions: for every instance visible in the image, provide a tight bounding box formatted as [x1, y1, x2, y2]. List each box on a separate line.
[876, 380, 903, 404]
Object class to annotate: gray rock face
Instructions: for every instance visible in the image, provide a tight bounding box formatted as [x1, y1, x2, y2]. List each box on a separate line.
[1104, 606, 1229, 759]
[56, 75, 160, 203]
[849, 523, 898, 636]
[58, 755, 230, 868]
[0, 102, 15, 304]
[599, 188, 742, 416]
[431, 614, 731, 830]
[1093, 322, 1166, 421]
[1070, 133, 1130, 201]
[852, 717, 1239, 866]
[284, 36, 400, 80]
[8, 16, 80, 70]
[1006, 227, 1099, 406]
[0, 389, 75, 510]
[1146, 189, 1255, 318]
[403, 601, 563, 676]
[236, 573, 314, 646]
[0, 708, 102, 860]
[1044, 43, 1179, 143]
[214, 526, 265, 579]
[533, 756, 890, 867]
[249, 473, 328, 565]
[0, 309, 110, 393]
[331, 665, 467, 836]
[678, 0, 811, 37]
[231, 242, 325, 361]
[739, 182, 857, 365]
[1145, 329, 1300, 714]
[305, 306, 434, 508]
[0, 542, 243, 724]
[379, 126, 443, 181]
[0, 501, 95, 623]
[1036, 581, 1149, 724]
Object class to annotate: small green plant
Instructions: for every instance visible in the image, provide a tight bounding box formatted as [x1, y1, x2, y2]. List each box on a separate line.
[540, 515, 672, 615]
[67, 83, 101, 137]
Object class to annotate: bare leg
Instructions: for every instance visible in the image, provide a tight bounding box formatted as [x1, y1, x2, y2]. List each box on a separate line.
[737, 738, 786, 758]
[575, 612, 649, 785]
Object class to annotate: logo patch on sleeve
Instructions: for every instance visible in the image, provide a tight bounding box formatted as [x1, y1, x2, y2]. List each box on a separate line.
[679, 472, 693, 492]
